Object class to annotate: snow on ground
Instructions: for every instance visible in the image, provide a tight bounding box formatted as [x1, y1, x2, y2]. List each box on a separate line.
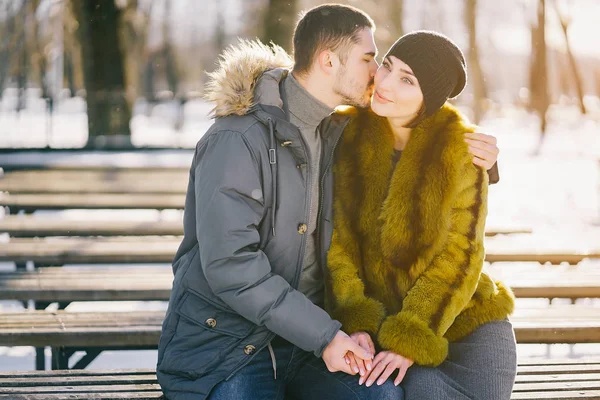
[0, 93, 599, 370]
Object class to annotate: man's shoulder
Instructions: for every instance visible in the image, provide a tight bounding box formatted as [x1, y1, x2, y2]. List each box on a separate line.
[199, 114, 269, 150]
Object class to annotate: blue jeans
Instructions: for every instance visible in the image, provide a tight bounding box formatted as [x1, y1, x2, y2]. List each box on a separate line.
[208, 336, 404, 400]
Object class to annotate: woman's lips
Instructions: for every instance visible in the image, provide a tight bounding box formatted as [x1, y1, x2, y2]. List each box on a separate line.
[375, 91, 392, 103]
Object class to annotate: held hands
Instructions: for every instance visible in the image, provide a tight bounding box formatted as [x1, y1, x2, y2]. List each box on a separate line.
[465, 132, 499, 170]
[345, 331, 414, 387]
[322, 330, 373, 375]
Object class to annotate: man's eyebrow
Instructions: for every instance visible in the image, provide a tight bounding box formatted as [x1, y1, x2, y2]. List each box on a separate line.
[365, 51, 377, 58]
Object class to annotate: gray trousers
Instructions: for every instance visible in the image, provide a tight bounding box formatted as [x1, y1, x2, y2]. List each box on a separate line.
[402, 319, 517, 400]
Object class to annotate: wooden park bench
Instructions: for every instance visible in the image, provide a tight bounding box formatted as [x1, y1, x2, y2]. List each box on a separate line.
[0, 237, 597, 266]
[0, 266, 172, 304]
[0, 215, 532, 238]
[487, 263, 600, 299]
[512, 359, 600, 399]
[0, 264, 598, 306]
[0, 193, 186, 213]
[2, 360, 600, 399]
[0, 169, 188, 194]
[0, 216, 184, 237]
[0, 305, 598, 370]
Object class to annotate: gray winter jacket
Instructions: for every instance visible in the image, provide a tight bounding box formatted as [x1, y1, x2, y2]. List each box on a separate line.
[156, 41, 348, 400]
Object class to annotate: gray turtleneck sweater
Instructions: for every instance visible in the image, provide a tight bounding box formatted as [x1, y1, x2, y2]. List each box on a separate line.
[284, 74, 333, 306]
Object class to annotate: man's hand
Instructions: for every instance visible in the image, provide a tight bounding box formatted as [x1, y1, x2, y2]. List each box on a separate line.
[322, 331, 373, 375]
[465, 132, 499, 170]
[360, 350, 413, 387]
[344, 331, 376, 377]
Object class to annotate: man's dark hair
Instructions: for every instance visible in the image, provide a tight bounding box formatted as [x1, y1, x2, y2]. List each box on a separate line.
[292, 4, 375, 76]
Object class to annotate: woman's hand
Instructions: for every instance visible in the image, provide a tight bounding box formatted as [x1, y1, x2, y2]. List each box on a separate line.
[344, 331, 376, 376]
[360, 350, 413, 387]
[465, 132, 499, 170]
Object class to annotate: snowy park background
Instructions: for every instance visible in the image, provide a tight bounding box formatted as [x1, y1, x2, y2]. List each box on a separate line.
[0, 0, 599, 371]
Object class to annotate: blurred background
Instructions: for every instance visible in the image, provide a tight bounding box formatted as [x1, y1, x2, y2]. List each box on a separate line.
[0, 0, 598, 149]
[0, 0, 599, 372]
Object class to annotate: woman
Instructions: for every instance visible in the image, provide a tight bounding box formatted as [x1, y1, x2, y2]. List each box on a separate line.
[326, 31, 517, 399]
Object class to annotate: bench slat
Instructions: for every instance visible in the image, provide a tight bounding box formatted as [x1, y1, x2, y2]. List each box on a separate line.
[1, 238, 597, 265]
[0, 217, 184, 237]
[2, 264, 599, 303]
[1, 361, 599, 400]
[0, 383, 161, 394]
[0, 173, 188, 194]
[0, 193, 186, 210]
[0, 216, 532, 237]
[511, 390, 600, 399]
[515, 373, 600, 383]
[0, 392, 163, 399]
[0, 375, 157, 387]
[0, 306, 597, 348]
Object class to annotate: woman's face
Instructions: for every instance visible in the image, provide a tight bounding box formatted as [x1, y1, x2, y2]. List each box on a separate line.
[371, 55, 424, 120]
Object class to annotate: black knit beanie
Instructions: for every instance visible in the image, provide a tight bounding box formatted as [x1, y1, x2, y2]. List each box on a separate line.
[384, 30, 467, 116]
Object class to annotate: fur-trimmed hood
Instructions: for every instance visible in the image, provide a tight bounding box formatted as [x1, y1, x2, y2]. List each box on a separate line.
[204, 40, 293, 118]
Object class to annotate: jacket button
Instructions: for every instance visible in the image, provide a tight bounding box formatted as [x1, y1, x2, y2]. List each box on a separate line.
[244, 345, 256, 355]
[205, 318, 217, 328]
[298, 223, 307, 235]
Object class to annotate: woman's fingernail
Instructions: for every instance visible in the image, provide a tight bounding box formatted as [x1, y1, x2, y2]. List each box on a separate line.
[359, 377, 364, 385]
[366, 364, 372, 371]
[377, 379, 384, 386]
[353, 366, 359, 373]
[366, 380, 373, 387]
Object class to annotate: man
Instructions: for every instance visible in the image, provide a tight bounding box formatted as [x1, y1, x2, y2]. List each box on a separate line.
[157, 4, 500, 400]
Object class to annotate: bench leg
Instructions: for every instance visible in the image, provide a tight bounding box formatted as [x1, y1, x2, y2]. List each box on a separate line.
[34, 301, 52, 369]
[71, 349, 103, 369]
[35, 347, 46, 370]
[51, 347, 74, 370]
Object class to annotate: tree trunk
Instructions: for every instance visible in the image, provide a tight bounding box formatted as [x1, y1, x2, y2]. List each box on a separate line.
[553, 1, 587, 114]
[389, 0, 404, 38]
[529, 0, 549, 136]
[163, 0, 178, 98]
[465, 0, 487, 124]
[71, 0, 132, 149]
[16, 3, 28, 112]
[262, 0, 298, 51]
[0, 2, 17, 100]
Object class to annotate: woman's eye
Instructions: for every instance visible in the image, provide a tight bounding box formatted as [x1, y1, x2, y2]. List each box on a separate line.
[402, 77, 413, 85]
[383, 62, 391, 70]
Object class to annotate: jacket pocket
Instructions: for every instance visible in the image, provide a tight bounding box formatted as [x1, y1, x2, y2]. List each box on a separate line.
[158, 289, 255, 379]
[176, 289, 255, 338]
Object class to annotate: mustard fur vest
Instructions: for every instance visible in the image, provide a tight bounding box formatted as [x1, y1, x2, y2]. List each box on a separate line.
[325, 103, 514, 367]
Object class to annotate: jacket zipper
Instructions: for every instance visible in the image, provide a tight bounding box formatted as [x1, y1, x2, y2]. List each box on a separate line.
[292, 129, 312, 288]
[316, 121, 348, 250]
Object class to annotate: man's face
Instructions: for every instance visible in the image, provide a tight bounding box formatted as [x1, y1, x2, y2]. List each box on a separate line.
[332, 28, 378, 108]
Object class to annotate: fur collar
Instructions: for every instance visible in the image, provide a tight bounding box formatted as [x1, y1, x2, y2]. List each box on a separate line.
[335, 103, 485, 270]
[203, 40, 293, 118]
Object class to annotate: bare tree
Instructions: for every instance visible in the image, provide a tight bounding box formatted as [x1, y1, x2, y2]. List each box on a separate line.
[465, 0, 488, 124]
[0, 1, 17, 99]
[262, 0, 298, 51]
[529, 0, 549, 138]
[71, 0, 132, 148]
[389, 0, 404, 39]
[553, 0, 587, 115]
